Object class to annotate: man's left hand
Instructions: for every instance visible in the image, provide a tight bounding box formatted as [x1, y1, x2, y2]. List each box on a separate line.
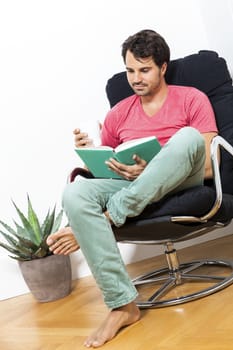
[105, 154, 147, 181]
[46, 226, 80, 255]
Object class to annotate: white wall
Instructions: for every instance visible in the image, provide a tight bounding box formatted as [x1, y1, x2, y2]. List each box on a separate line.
[0, 0, 233, 300]
[198, 0, 233, 74]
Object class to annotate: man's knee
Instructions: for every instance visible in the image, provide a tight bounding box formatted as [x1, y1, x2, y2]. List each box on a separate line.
[172, 127, 205, 152]
[179, 127, 204, 146]
[62, 180, 91, 215]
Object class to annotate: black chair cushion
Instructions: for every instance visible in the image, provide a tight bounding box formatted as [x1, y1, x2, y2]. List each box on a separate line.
[113, 187, 233, 242]
[70, 168, 233, 224]
[124, 185, 233, 224]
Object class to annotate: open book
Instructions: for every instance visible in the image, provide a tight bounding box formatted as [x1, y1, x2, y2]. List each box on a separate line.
[75, 136, 161, 179]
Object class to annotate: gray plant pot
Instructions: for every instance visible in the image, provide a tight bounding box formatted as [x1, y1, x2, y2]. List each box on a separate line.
[18, 254, 72, 302]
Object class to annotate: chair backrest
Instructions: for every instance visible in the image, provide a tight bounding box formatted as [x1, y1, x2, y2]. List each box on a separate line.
[105, 50, 233, 195]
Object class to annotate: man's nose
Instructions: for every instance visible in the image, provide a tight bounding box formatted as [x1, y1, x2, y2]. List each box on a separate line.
[132, 72, 142, 83]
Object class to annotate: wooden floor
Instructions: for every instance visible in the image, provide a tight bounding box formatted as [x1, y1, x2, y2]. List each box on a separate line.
[2, 234, 233, 350]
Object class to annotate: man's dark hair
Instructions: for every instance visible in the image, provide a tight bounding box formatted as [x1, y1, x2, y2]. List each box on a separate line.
[122, 29, 170, 67]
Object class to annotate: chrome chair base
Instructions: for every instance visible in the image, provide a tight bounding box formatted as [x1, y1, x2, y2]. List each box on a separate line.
[133, 242, 233, 308]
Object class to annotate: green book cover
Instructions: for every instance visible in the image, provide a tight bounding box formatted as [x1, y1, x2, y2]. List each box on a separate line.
[75, 136, 161, 179]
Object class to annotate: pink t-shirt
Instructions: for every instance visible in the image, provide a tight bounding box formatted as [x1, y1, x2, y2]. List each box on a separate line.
[101, 85, 218, 148]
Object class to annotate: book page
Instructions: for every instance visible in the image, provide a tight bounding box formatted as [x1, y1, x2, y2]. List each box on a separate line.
[115, 136, 156, 152]
[75, 145, 112, 151]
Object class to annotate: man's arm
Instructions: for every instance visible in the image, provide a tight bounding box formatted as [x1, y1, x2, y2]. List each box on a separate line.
[202, 131, 219, 179]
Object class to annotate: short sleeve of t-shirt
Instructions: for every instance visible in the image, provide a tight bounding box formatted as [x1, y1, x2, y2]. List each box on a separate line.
[183, 87, 218, 133]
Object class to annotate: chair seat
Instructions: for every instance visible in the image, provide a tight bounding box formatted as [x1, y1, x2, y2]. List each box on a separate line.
[113, 186, 233, 242]
[69, 168, 233, 242]
[129, 185, 233, 222]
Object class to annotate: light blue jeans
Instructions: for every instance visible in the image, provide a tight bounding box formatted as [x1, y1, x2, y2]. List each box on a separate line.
[62, 127, 206, 309]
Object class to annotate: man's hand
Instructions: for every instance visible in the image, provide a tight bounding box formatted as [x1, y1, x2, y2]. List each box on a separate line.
[74, 122, 102, 148]
[73, 128, 94, 148]
[46, 226, 80, 255]
[105, 154, 147, 180]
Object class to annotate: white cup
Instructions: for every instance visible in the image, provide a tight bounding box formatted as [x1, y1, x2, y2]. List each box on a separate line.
[79, 120, 101, 146]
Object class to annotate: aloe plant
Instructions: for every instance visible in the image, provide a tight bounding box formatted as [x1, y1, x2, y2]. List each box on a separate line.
[0, 195, 63, 261]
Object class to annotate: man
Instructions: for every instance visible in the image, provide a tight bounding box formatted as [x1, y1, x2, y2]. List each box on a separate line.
[47, 29, 218, 348]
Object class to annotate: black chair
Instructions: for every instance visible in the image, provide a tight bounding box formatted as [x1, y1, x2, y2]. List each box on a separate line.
[71, 50, 233, 308]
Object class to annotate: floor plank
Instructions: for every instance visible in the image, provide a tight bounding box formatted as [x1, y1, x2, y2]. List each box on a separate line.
[1, 234, 233, 349]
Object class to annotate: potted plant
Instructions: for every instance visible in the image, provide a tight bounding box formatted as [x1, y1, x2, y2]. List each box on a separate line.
[0, 195, 72, 302]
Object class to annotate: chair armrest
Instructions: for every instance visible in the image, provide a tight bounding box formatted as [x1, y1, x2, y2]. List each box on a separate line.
[68, 167, 94, 183]
[172, 135, 233, 223]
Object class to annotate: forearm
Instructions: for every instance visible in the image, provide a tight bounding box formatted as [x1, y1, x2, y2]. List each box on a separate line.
[204, 146, 220, 180]
[204, 167, 213, 179]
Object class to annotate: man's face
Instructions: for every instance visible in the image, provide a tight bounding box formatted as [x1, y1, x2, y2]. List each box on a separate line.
[125, 50, 166, 97]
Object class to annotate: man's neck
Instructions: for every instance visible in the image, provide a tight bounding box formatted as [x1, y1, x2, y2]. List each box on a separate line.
[140, 83, 168, 117]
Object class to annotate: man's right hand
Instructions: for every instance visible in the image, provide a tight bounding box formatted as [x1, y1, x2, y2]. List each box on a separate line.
[73, 128, 95, 148]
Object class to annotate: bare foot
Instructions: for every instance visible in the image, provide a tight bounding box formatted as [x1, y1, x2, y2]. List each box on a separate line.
[46, 226, 80, 255]
[84, 301, 140, 348]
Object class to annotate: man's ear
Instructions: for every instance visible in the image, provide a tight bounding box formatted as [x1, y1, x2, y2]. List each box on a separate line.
[161, 62, 167, 76]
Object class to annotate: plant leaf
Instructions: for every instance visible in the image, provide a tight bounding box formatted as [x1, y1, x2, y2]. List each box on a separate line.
[0, 225, 38, 252]
[0, 241, 31, 259]
[0, 220, 35, 250]
[12, 200, 39, 245]
[16, 235, 38, 251]
[41, 207, 55, 239]
[27, 194, 42, 244]
[51, 209, 63, 233]
[9, 255, 31, 261]
[0, 231, 34, 257]
[0, 197, 62, 260]
[0, 220, 17, 236]
[41, 236, 51, 252]
[33, 246, 51, 258]
[0, 241, 19, 255]
[14, 221, 30, 239]
[0, 229, 19, 247]
[41, 208, 51, 232]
